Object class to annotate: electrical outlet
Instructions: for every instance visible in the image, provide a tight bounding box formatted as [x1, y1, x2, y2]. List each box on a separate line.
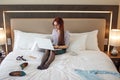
[7, 38, 11, 45]
[104, 38, 108, 45]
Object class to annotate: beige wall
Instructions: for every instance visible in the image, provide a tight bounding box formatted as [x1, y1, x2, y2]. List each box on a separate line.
[0, 0, 119, 5]
[0, 0, 120, 28]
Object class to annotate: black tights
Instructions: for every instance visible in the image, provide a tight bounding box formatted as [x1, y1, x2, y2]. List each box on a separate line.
[37, 50, 55, 70]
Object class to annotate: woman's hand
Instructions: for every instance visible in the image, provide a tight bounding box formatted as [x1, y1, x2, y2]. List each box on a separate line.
[54, 45, 59, 49]
[54, 45, 68, 49]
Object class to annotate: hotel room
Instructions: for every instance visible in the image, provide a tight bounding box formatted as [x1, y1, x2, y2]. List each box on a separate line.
[0, 0, 120, 80]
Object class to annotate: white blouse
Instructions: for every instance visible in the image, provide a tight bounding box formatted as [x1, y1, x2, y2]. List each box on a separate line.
[52, 29, 70, 46]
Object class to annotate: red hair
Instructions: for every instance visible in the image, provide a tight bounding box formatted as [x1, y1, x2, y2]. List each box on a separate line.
[53, 17, 65, 45]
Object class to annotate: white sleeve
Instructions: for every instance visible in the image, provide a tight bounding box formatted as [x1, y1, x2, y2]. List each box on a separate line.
[65, 31, 70, 46]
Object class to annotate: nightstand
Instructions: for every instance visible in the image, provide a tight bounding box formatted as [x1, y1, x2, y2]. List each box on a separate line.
[107, 52, 120, 72]
[0, 56, 5, 64]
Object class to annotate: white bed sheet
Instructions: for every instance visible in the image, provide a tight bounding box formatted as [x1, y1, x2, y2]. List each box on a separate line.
[0, 50, 119, 80]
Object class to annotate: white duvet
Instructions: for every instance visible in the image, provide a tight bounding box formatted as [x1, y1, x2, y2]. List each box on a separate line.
[0, 50, 119, 80]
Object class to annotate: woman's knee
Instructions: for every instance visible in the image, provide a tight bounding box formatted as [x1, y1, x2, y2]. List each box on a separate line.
[51, 51, 56, 55]
[44, 50, 50, 56]
[45, 50, 50, 53]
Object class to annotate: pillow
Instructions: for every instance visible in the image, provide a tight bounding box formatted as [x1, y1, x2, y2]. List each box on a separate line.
[67, 34, 87, 53]
[13, 30, 51, 50]
[70, 30, 100, 51]
[86, 30, 99, 50]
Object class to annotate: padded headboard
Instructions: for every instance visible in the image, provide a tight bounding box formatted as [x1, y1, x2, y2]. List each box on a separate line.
[0, 5, 119, 54]
[10, 18, 106, 51]
[11, 18, 105, 33]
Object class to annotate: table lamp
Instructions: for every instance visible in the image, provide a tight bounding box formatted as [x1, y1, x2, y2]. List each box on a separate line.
[0, 28, 6, 57]
[109, 29, 120, 56]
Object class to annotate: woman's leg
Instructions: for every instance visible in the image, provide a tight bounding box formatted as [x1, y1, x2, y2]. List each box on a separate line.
[37, 50, 50, 69]
[43, 51, 55, 69]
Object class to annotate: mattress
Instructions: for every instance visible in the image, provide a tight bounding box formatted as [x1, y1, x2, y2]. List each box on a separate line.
[0, 50, 119, 80]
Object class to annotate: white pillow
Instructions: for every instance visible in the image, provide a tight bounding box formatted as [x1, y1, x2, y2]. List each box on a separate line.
[67, 34, 87, 53]
[69, 30, 100, 51]
[86, 30, 99, 50]
[13, 30, 51, 50]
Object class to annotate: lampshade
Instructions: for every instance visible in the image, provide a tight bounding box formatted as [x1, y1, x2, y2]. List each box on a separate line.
[109, 29, 120, 46]
[0, 28, 6, 45]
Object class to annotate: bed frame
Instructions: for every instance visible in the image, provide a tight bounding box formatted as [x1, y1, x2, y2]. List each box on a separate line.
[0, 5, 119, 54]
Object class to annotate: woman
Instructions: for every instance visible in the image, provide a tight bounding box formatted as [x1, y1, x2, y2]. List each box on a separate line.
[37, 17, 70, 70]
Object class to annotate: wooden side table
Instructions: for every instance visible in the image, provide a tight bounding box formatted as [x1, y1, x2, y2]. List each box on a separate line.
[0, 56, 5, 64]
[107, 52, 120, 72]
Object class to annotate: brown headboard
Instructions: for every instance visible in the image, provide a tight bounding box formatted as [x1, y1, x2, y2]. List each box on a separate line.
[0, 5, 119, 54]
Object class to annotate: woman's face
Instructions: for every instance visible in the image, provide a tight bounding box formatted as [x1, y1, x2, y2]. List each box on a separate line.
[53, 21, 60, 30]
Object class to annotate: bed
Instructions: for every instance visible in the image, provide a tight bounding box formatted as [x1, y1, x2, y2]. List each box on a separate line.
[0, 5, 120, 80]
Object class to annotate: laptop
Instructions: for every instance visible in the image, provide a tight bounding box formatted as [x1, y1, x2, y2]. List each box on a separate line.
[35, 38, 54, 50]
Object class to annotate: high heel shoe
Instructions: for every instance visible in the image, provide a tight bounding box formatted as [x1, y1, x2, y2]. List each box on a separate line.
[9, 71, 26, 76]
[20, 62, 28, 70]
